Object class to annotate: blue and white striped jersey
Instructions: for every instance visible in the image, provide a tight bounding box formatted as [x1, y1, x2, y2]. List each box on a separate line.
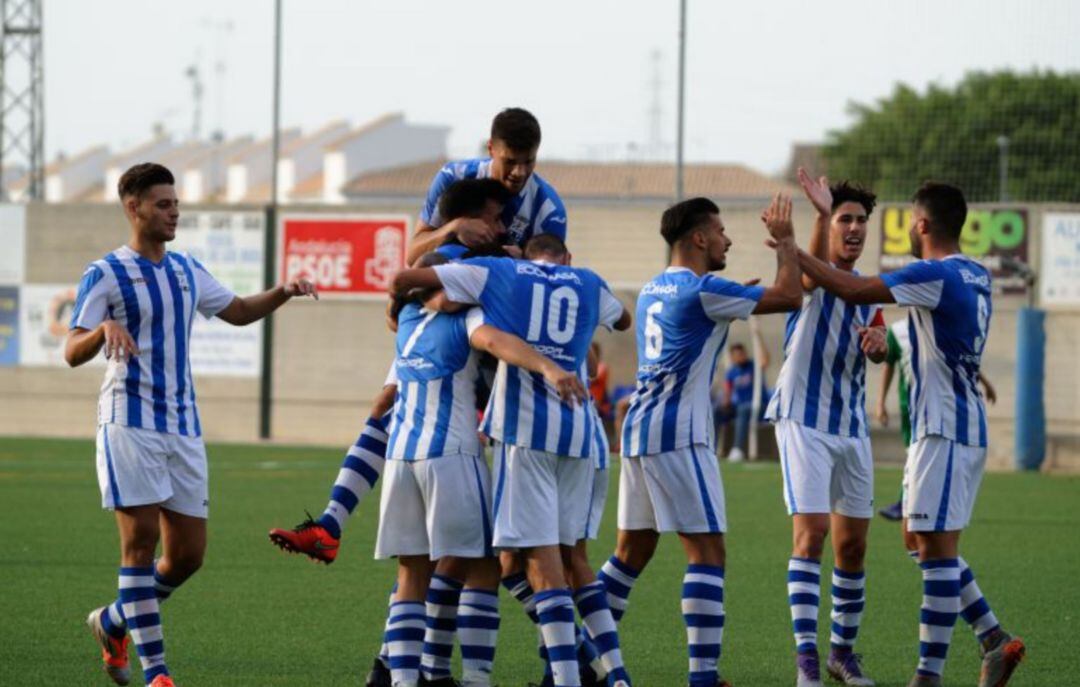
[765, 286, 884, 438]
[621, 267, 764, 457]
[881, 255, 992, 447]
[385, 303, 484, 460]
[421, 158, 568, 246]
[434, 257, 624, 459]
[70, 245, 235, 437]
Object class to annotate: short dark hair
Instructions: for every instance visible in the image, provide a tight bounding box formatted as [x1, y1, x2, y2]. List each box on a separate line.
[912, 182, 967, 240]
[524, 233, 569, 261]
[117, 162, 174, 200]
[730, 343, 746, 353]
[660, 197, 720, 246]
[830, 181, 877, 217]
[395, 251, 450, 313]
[491, 108, 541, 151]
[438, 178, 511, 223]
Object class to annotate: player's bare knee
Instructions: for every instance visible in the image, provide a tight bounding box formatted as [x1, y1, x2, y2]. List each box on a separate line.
[615, 528, 659, 572]
[792, 528, 827, 560]
[833, 535, 867, 570]
[465, 557, 501, 589]
[681, 532, 725, 567]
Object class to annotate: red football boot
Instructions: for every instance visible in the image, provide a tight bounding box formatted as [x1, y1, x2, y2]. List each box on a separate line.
[268, 512, 340, 564]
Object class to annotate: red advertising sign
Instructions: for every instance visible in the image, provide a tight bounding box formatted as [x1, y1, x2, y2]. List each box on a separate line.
[279, 215, 409, 297]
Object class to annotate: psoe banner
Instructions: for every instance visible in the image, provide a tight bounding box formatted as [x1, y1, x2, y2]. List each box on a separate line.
[879, 206, 1029, 294]
[279, 215, 409, 298]
[1041, 213, 1080, 307]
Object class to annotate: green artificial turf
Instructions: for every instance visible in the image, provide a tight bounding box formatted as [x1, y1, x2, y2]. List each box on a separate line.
[1, 436, 1076, 685]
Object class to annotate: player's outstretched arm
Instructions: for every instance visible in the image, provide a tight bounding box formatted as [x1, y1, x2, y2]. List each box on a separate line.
[797, 167, 832, 291]
[469, 324, 587, 405]
[390, 267, 444, 297]
[65, 321, 138, 367]
[876, 360, 895, 426]
[216, 279, 318, 326]
[754, 194, 804, 314]
[797, 250, 894, 305]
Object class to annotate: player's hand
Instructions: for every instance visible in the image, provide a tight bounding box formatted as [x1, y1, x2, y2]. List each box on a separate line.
[797, 167, 833, 217]
[761, 193, 795, 242]
[743, 278, 762, 286]
[856, 325, 887, 358]
[980, 377, 997, 405]
[876, 400, 889, 427]
[544, 365, 588, 405]
[453, 217, 500, 249]
[285, 278, 319, 300]
[102, 319, 138, 361]
[503, 245, 524, 259]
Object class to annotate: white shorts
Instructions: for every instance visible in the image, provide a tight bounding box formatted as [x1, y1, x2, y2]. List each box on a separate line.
[491, 443, 593, 549]
[584, 469, 609, 540]
[375, 453, 493, 560]
[96, 423, 209, 519]
[775, 419, 874, 518]
[617, 444, 727, 534]
[904, 436, 987, 532]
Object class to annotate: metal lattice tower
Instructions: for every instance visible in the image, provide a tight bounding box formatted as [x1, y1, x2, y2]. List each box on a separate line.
[0, 0, 43, 200]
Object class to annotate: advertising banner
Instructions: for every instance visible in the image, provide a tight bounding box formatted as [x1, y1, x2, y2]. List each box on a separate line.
[1040, 213, 1080, 306]
[19, 283, 104, 367]
[279, 215, 409, 298]
[0, 204, 26, 284]
[879, 206, 1029, 294]
[171, 211, 266, 377]
[0, 285, 18, 366]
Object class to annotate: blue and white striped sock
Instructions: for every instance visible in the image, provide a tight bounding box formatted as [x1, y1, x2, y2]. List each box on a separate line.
[318, 416, 388, 539]
[788, 557, 821, 654]
[118, 566, 168, 682]
[378, 582, 397, 669]
[574, 581, 631, 685]
[503, 572, 548, 676]
[683, 564, 725, 687]
[535, 588, 580, 687]
[386, 601, 426, 686]
[420, 575, 462, 681]
[917, 558, 961, 678]
[597, 556, 639, 623]
[958, 558, 1000, 640]
[829, 568, 865, 652]
[101, 560, 184, 638]
[458, 587, 500, 686]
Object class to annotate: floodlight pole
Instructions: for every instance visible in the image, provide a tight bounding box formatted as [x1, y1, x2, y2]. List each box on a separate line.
[259, 0, 282, 439]
[675, 0, 686, 202]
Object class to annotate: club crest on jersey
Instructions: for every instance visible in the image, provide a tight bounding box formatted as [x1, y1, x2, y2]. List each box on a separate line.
[507, 216, 529, 244]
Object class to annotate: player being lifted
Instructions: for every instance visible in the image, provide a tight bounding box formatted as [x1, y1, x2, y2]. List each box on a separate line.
[794, 183, 1024, 687]
[392, 233, 634, 687]
[269, 108, 567, 564]
[68, 163, 317, 687]
[599, 195, 803, 687]
[765, 170, 886, 687]
[375, 248, 587, 687]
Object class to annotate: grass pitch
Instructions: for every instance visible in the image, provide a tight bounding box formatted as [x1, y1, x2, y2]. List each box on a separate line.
[1, 436, 1077, 686]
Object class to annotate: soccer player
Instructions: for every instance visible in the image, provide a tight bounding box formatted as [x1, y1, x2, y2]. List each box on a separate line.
[876, 319, 997, 522]
[599, 194, 803, 687]
[406, 107, 566, 264]
[67, 163, 317, 687]
[376, 249, 586, 687]
[718, 331, 770, 462]
[765, 170, 887, 687]
[391, 234, 634, 687]
[794, 182, 1025, 687]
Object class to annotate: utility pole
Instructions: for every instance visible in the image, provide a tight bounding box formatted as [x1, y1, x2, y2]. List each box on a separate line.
[259, 0, 283, 439]
[0, 0, 44, 200]
[675, 0, 686, 202]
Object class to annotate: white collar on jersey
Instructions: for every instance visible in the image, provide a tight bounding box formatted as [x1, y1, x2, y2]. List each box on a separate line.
[664, 266, 693, 274]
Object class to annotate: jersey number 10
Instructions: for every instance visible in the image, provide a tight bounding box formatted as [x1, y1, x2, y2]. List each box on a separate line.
[527, 283, 579, 344]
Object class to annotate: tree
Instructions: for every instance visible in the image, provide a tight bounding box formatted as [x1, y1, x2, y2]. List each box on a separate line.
[822, 70, 1080, 202]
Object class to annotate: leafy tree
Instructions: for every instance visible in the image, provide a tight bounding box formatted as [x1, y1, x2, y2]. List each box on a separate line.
[822, 70, 1080, 202]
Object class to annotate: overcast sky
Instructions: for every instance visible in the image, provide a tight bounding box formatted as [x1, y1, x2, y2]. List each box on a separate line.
[46, 0, 1080, 174]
